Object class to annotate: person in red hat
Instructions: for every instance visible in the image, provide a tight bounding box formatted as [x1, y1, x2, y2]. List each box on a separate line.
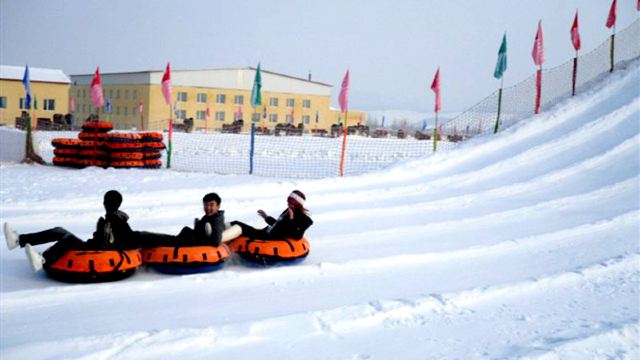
[229, 190, 313, 240]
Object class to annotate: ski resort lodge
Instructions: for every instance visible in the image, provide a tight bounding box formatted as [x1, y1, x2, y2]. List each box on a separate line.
[69, 67, 366, 132]
[0, 65, 71, 126]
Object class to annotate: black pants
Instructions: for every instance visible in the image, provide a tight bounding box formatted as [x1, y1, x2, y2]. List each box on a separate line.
[19, 227, 87, 265]
[134, 226, 217, 247]
[230, 221, 275, 240]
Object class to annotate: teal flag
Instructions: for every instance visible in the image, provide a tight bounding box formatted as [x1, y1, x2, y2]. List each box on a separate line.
[250, 63, 262, 107]
[494, 33, 507, 79]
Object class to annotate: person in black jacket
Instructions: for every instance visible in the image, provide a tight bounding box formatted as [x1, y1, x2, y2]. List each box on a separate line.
[230, 190, 313, 240]
[3, 190, 135, 272]
[134, 192, 229, 248]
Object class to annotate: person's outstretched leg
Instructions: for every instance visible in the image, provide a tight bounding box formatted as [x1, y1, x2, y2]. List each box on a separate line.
[229, 221, 268, 239]
[18, 227, 83, 247]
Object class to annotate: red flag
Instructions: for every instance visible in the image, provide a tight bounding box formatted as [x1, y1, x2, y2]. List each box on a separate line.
[206, 105, 210, 117]
[138, 99, 143, 113]
[606, 0, 617, 29]
[637, 0, 639, 11]
[571, 11, 581, 51]
[161, 62, 172, 105]
[532, 20, 544, 66]
[430, 67, 441, 113]
[90, 67, 104, 108]
[338, 70, 349, 113]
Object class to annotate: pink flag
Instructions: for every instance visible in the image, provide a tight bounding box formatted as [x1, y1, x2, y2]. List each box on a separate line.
[161, 63, 172, 105]
[138, 99, 143, 114]
[338, 69, 349, 113]
[430, 67, 441, 113]
[532, 20, 544, 66]
[606, 0, 617, 29]
[571, 11, 581, 51]
[235, 105, 242, 120]
[90, 67, 104, 108]
[637, 0, 639, 11]
[69, 97, 75, 112]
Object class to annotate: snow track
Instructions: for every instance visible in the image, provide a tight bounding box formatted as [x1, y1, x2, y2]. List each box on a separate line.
[1, 62, 639, 359]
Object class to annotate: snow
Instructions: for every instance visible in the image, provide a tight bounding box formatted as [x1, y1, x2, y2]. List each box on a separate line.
[1, 60, 639, 359]
[0, 65, 71, 84]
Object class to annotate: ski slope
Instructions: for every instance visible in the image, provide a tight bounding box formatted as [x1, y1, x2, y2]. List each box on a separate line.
[1, 61, 639, 359]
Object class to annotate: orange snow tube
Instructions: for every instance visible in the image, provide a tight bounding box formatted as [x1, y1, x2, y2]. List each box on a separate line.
[44, 249, 142, 283]
[230, 236, 310, 265]
[141, 244, 232, 274]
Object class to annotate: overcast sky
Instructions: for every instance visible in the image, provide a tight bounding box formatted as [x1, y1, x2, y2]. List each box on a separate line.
[1, 0, 638, 112]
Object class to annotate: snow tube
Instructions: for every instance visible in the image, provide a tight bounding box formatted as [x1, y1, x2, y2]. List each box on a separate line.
[78, 132, 109, 141]
[141, 244, 232, 274]
[139, 132, 163, 142]
[143, 151, 162, 160]
[81, 121, 113, 133]
[230, 236, 310, 266]
[105, 142, 145, 152]
[110, 152, 144, 160]
[51, 138, 82, 149]
[44, 249, 142, 283]
[143, 159, 162, 168]
[110, 160, 145, 168]
[108, 133, 142, 143]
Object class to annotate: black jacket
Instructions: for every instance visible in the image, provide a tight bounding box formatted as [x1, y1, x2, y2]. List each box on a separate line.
[192, 210, 225, 246]
[265, 208, 313, 240]
[89, 210, 135, 249]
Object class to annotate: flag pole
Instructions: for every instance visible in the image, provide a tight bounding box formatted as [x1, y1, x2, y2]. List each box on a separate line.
[167, 103, 173, 168]
[494, 77, 504, 133]
[339, 110, 348, 176]
[432, 112, 438, 152]
[609, 25, 616, 72]
[572, 49, 578, 96]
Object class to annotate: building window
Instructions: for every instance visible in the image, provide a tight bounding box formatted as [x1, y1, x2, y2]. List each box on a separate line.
[302, 115, 310, 124]
[44, 99, 56, 111]
[82, 104, 86, 113]
[176, 109, 186, 119]
[197, 93, 207, 103]
[286, 98, 295, 107]
[116, 106, 120, 115]
[116, 89, 121, 99]
[76, 89, 81, 98]
[216, 94, 226, 104]
[234, 95, 244, 104]
[215, 111, 225, 121]
[125, 90, 130, 99]
[269, 98, 279, 107]
[269, 114, 277, 123]
[124, 107, 128, 116]
[177, 92, 188, 102]
[251, 113, 260, 122]
[133, 90, 138, 99]
[285, 115, 293, 124]
[82, 89, 86, 98]
[0, 96, 6, 109]
[302, 99, 311, 108]
[196, 110, 206, 120]
[19, 98, 30, 109]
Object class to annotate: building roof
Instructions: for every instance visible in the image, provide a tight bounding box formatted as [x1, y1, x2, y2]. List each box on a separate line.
[70, 67, 332, 97]
[0, 65, 71, 84]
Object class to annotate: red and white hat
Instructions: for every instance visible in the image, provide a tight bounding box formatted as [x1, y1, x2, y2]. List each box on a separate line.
[287, 190, 306, 206]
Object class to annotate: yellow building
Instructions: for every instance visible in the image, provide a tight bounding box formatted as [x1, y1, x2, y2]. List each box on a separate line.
[70, 67, 366, 133]
[0, 65, 70, 126]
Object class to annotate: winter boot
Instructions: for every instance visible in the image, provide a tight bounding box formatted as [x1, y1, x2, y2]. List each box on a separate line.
[4, 222, 19, 250]
[24, 244, 44, 272]
[222, 224, 242, 243]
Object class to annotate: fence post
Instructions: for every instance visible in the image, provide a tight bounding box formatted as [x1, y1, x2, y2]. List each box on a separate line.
[249, 123, 255, 175]
[609, 33, 615, 72]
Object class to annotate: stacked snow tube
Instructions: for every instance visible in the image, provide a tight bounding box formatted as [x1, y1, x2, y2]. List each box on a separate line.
[52, 139, 108, 168]
[43, 249, 142, 283]
[141, 244, 232, 274]
[230, 236, 310, 266]
[50, 121, 166, 169]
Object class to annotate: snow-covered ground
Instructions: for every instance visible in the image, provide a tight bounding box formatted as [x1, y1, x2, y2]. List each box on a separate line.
[1, 61, 639, 359]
